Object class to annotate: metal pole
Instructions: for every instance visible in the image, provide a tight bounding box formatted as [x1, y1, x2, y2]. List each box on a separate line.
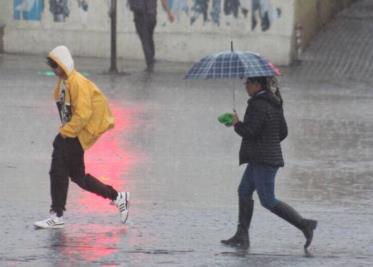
[232, 80, 236, 111]
[109, 0, 118, 73]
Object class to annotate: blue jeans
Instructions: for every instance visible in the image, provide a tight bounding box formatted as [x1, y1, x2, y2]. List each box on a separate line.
[238, 161, 279, 210]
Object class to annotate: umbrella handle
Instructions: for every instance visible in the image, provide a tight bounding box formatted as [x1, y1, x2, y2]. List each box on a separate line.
[232, 79, 236, 110]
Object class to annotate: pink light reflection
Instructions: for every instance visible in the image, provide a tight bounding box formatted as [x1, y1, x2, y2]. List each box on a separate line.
[78, 103, 145, 214]
[54, 224, 127, 264]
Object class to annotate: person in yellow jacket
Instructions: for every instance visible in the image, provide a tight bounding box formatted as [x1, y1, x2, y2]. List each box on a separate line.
[34, 45, 130, 229]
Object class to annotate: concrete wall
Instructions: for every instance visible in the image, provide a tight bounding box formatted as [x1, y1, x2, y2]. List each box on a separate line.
[0, 3, 6, 53]
[293, 0, 355, 60]
[0, 25, 4, 53]
[1, 0, 295, 65]
[0, 0, 355, 65]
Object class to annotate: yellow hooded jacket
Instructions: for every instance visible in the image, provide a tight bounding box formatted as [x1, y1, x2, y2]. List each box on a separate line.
[48, 46, 115, 150]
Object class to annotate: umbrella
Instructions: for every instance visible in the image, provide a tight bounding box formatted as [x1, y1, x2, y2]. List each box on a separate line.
[184, 43, 281, 117]
[184, 50, 280, 80]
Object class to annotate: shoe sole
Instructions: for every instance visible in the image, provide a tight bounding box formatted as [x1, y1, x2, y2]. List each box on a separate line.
[121, 192, 130, 224]
[221, 240, 250, 249]
[121, 211, 129, 224]
[34, 223, 64, 229]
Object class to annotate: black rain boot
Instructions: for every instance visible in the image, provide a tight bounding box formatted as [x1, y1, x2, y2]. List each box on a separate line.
[221, 198, 254, 249]
[271, 200, 317, 249]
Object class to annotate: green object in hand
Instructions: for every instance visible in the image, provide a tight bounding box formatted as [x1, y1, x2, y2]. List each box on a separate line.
[218, 113, 234, 127]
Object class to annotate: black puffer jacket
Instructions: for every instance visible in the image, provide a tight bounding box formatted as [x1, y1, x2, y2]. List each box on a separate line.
[234, 90, 287, 167]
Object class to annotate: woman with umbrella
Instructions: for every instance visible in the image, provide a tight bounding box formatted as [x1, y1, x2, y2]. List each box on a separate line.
[221, 76, 317, 250]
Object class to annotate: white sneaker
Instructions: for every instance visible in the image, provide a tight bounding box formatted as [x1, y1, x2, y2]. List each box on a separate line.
[34, 212, 64, 229]
[114, 192, 130, 224]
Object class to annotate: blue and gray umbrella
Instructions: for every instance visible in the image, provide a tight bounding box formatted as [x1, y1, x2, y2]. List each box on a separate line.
[184, 50, 280, 80]
[184, 47, 280, 109]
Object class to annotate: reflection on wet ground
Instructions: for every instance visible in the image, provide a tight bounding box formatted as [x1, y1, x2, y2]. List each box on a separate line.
[47, 224, 126, 264]
[78, 104, 145, 214]
[0, 55, 372, 265]
[1, 1, 373, 264]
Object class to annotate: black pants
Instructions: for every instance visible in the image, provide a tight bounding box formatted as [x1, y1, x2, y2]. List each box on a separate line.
[133, 11, 157, 68]
[49, 134, 117, 217]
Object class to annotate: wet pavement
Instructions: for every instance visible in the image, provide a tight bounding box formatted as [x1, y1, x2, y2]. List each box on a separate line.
[1, 1, 373, 266]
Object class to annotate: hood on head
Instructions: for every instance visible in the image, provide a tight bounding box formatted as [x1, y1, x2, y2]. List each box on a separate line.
[48, 45, 74, 77]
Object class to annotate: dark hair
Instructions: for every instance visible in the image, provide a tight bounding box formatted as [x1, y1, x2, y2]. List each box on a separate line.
[247, 76, 283, 104]
[46, 57, 58, 69]
[246, 76, 268, 89]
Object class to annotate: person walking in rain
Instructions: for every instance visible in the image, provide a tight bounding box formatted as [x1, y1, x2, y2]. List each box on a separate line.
[127, 0, 175, 72]
[221, 76, 317, 249]
[34, 45, 129, 229]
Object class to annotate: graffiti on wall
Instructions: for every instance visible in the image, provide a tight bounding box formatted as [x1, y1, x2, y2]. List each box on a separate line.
[48, 0, 89, 23]
[13, 0, 281, 31]
[49, 0, 69, 22]
[168, 0, 190, 22]
[13, 0, 89, 23]
[252, 0, 281, 31]
[168, 0, 281, 31]
[14, 0, 44, 21]
[77, 0, 89, 24]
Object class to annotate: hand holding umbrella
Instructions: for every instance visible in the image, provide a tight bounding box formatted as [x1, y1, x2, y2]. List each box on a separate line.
[232, 109, 240, 125]
[184, 41, 280, 126]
